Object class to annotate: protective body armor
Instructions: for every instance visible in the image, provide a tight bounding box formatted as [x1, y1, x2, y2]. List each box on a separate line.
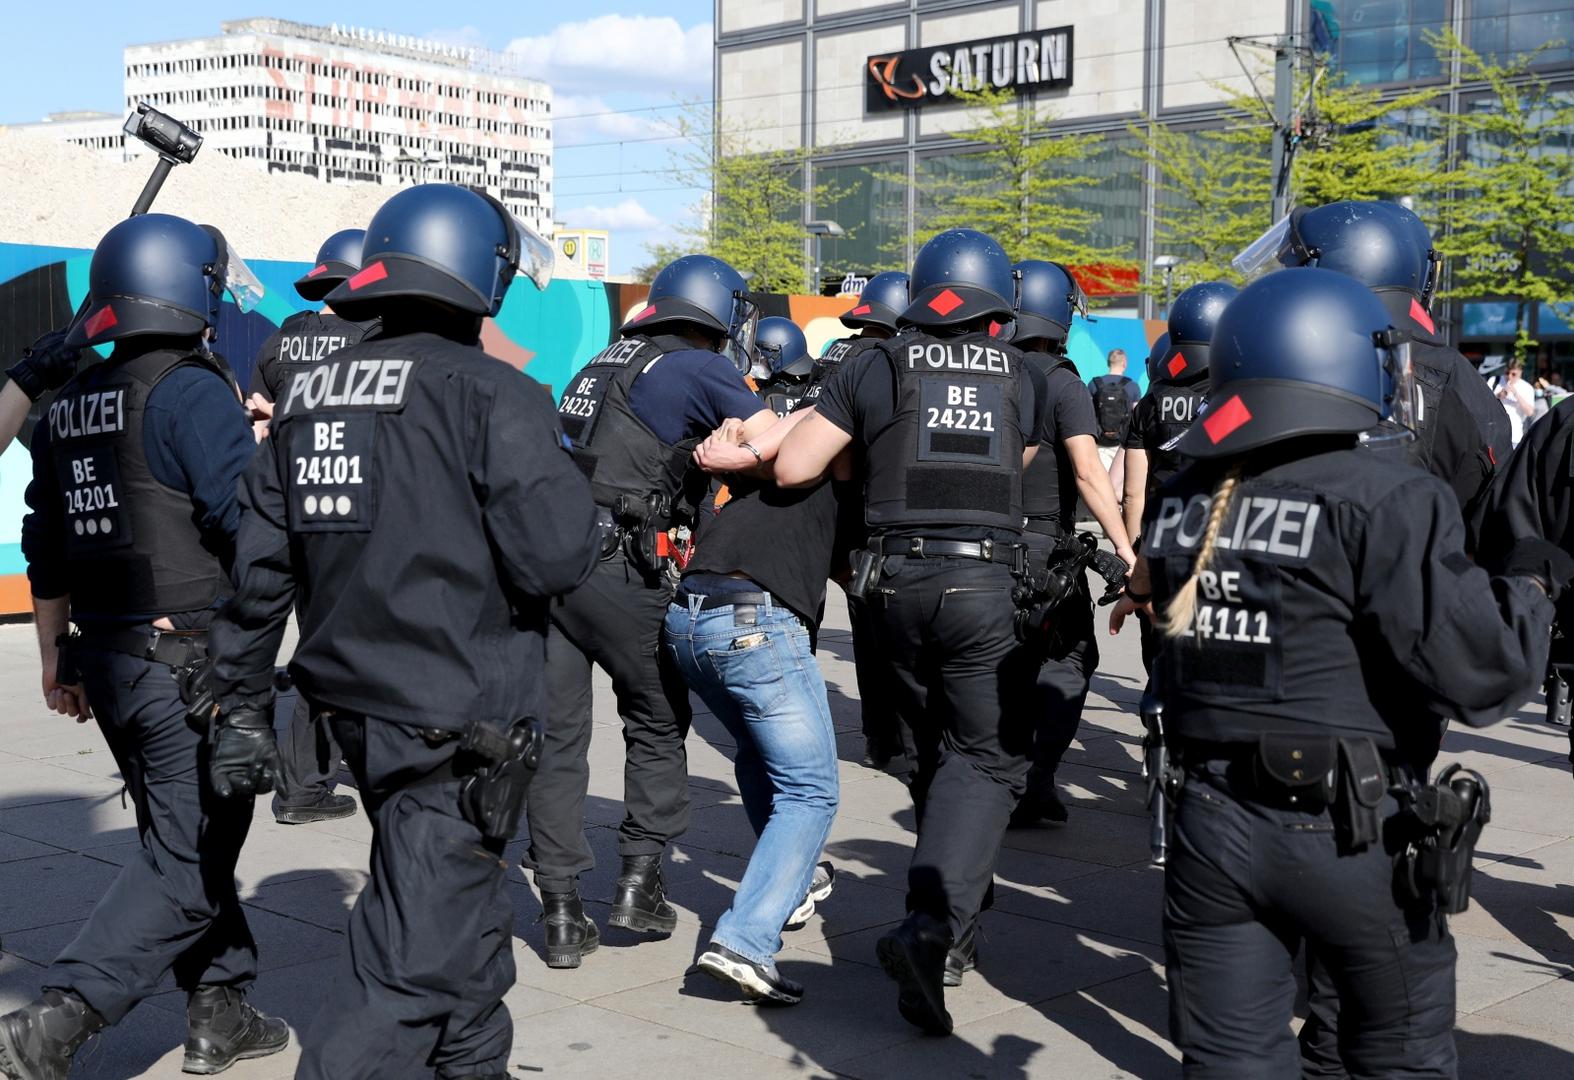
[259, 310, 377, 401]
[47, 349, 230, 617]
[557, 335, 693, 519]
[1143, 380, 1209, 495]
[864, 331, 1025, 533]
[758, 376, 810, 418]
[803, 336, 883, 410]
[1020, 352, 1079, 530]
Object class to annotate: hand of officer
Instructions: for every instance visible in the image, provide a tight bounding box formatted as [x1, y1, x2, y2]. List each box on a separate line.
[41, 670, 93, 722]
[1116, 543, 1139, 574]
[6, 328, 81, 401]
[208, 704, 281, 799]
[695, 422, 759, 474]
[245, 393, 274, 420]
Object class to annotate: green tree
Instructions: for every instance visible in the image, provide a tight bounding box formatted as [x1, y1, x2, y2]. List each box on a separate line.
[914, 86, 1136, 292]
[1288, 76, 1439, 208]
[639, 102, 842, 294]
[1424, 28, 1574, 360]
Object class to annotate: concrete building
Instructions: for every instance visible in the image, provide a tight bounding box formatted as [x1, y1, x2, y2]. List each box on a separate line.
[714, 0, 1574, 363]
[22, 19, 554, 238]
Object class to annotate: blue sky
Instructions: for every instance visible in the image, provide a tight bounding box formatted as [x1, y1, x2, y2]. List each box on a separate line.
[1, 2, 714, 274]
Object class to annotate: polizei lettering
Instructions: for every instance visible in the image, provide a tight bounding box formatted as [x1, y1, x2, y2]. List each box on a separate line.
[906, 341, 1013, 374]
[1147, 493, 1322, 562]
[49, 390, 126, 441]
[283, 358, 412, 413]
[280, 333, 353, 365]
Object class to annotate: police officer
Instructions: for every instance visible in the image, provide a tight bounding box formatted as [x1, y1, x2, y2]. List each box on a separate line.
[810, 271, 909, 769]
[247, 228, 378, 419]
[1236, 199, 1508, 532]
[1122, 284, 1236, 674]
[248, 228, 376, 826]
[205, 184, 598, 1080]
[753, 316, 815, 417]
[1009, 260, 1136, 830]
[524, 254, 777, 970]
[1, 215, 287, 1079]
[774, 228, 1043, 1036]
[1108, 268, 1562, 1078]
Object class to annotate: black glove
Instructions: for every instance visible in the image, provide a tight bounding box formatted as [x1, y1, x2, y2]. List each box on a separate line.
[1500, 537, 1574, 605]
[6, 328, 81, 401]
[208, 703, 281, 799]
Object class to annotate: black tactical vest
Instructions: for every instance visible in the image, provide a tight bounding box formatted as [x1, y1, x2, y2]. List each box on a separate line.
[864, 331, 1025, 533]
[1021, 351, 1079, 531]
[47, 349, 231, 618]
[1143, 380, 1209, 496]
[259, 310, 377, 401]
[759, 375, 810, 418]
[557, 335, 693, 518]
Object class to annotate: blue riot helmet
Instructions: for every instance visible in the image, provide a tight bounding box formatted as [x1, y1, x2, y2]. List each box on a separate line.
[325, 184, 553, 319]
[1011, 260, 1087, 349]
[1144, 332, 1174, 385]
[900, 228, 1017, 329]
[66, 214, 263, 349]
[840, 271, 910, 332]
[294, 228, 366, 301]
[1178, 267, 1417, 459]
[622, 254, 760, 370]
[1233, 200, 1442, 313]
[1160, 281, 1239, 384]
[755, 316, 813, 379]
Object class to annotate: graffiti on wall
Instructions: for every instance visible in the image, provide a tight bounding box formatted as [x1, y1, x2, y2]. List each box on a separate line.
[0, 241, 1162, 613]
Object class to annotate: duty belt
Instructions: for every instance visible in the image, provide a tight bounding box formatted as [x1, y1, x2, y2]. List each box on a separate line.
[872, 536, 1026, 569]
[1023, 518, 1068, 540]
[79, 626, 208, 668]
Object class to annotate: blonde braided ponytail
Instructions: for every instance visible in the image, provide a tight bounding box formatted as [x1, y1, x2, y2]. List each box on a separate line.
[1161, 465, 1244, 638]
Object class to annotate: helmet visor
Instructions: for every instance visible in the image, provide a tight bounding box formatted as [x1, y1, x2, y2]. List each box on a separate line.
[221, 241, 265, 312]
[722, 294, 761, 375]
[1232, 215, 1297, 281]
[506, 210, 555, 292]
[1360, 337, 1420, 449]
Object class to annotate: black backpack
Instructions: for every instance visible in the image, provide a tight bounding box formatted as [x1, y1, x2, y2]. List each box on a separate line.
[1092, 376, 1132, 443]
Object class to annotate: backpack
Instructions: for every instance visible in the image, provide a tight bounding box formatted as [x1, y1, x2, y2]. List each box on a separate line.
[1092, 376, 1132, 443]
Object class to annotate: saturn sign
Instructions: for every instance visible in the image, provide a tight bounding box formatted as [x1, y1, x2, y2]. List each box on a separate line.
[865, 26, 1074, 112]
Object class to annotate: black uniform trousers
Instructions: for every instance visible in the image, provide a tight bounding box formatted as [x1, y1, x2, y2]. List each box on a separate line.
[847, 593, 908, 767]
[1022, 529, 1099, 781]
[273, 695, 342, 808]
[45, 638, 257, 1025]
[524, 551, 693, 892]
[1165, 758, 1455, 1080]
[869, 556, 1038, 941]
[297, 717, 514, 1080]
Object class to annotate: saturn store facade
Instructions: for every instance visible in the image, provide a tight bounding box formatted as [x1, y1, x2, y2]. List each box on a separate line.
[714, 0, 1574, 350]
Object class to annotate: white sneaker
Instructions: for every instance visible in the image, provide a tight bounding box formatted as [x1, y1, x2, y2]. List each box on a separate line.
[784, 862, 835, 931]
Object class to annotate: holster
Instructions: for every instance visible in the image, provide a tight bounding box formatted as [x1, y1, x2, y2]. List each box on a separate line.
[1395, 764, 1491, 914]
[847, 548, 886, 601]
[177, 655, 216, 734]
[54, 631, 81, 686]
[457, 718, 545, 843]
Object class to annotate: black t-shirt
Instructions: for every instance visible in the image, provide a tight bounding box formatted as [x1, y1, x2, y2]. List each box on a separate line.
[815, 329, 1040, 543]
[1022, 351, 1098, 531]
[683, 476, 840, 627]
[1125, 380, 1208, 497]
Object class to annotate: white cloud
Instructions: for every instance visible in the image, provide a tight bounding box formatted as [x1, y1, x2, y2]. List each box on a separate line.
[554, 94, 652, 146]
[506, 16, 712, 96]
[563, 198, 663, 233]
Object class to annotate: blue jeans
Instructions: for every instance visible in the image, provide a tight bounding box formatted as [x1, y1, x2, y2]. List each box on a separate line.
[664, 595, 839, 965]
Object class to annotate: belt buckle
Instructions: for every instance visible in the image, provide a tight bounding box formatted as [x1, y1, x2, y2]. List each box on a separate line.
[144, 628, 164, 663]
[980, 539, 994, 562]
[908, 538, 925, 557]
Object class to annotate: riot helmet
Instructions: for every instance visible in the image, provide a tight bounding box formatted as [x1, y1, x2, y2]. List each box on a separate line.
[294, 228, 366, 301]
[1233, 200, 1441, 311]
[1178, 267, 1417, 459]
[1144, 332, 1174, 386]
[325, 184, 553, 319]
[755, 316, 813, 380]
[840, 271, 909, 332]
[1011, 260, 1087, 349]
[1160, 281, 1238, 384]
[67, 214, 263, 348]
[900, 229, 1016, 329]
[622, 254, 760, 370]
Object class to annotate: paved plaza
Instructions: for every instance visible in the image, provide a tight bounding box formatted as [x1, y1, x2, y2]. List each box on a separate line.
[2, 593, 1573, 1078]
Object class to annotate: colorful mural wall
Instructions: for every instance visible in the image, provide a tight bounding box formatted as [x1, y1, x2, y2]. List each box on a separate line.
[0, 241, 1162, 615]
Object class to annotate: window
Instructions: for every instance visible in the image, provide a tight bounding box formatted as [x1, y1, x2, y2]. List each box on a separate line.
[1469, 0, 1574, 67]
[1319, 0, 1447, 85]
[812, 159, 909, 273]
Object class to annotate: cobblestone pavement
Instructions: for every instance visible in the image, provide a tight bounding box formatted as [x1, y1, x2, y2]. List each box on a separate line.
[2, 594, 1572, 1078]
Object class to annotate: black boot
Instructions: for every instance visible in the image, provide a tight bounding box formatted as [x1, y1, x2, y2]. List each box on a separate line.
[0, 991, 105, 1080]
[1010, 771, 1068, 827]
[943, 922, 979, 987]
[875, 914, 953, 1036]
[541, 889, 600, 969]
[274, 791, 358, 825]
[182, 986, 289, 1075]
[609, 854, 678, 935]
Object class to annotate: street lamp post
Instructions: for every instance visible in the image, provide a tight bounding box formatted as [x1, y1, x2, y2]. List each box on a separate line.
[1152, 254, 1182, 318]
[805, 220, 845, 296]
